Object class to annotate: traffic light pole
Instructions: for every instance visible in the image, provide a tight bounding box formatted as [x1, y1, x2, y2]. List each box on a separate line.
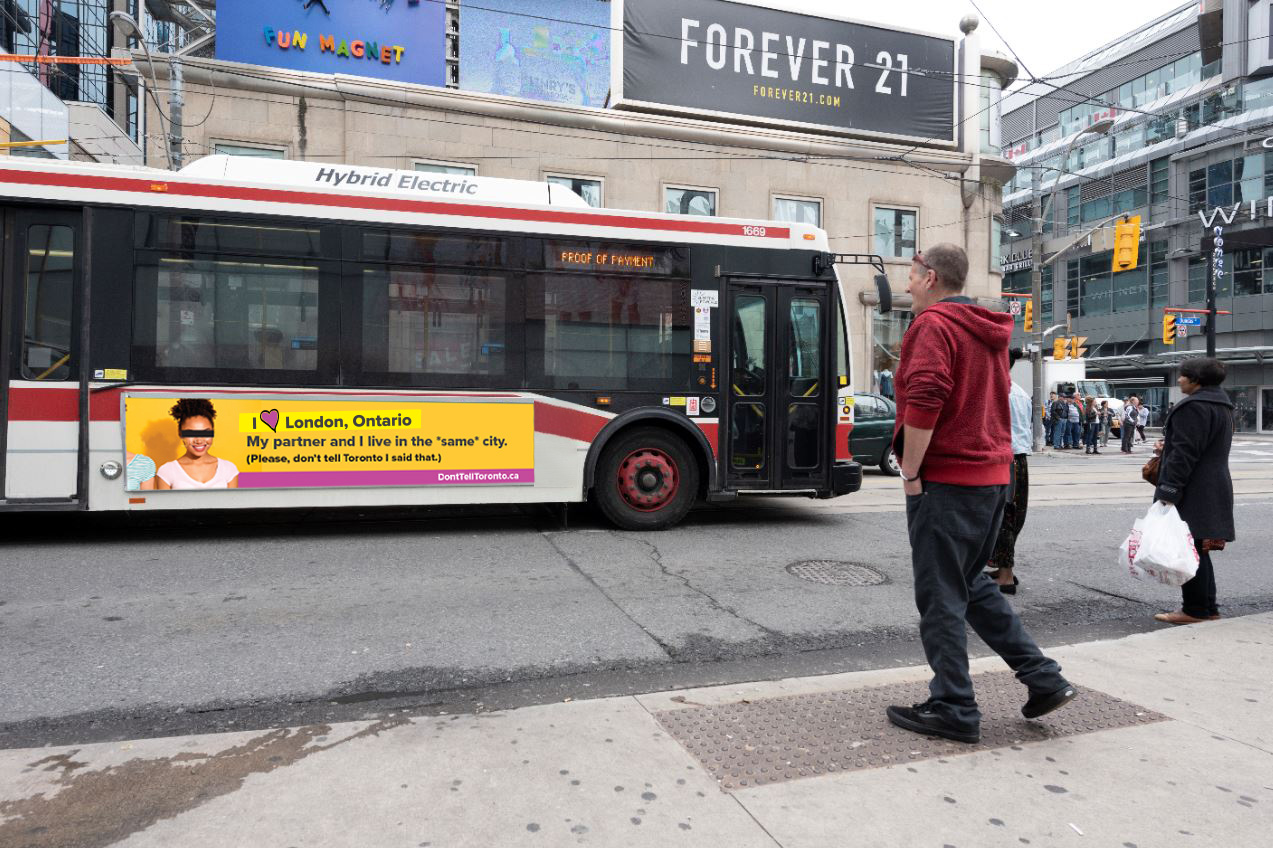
[1030, 167, 1045, 452]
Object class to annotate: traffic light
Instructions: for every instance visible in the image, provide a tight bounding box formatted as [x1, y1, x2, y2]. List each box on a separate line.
[1112, 215, 1141, 272]
[1070, 336, 1088, 359]
[1023, 299, 1034, 333]
[1053, 337, 1067, 360]
[1163, 313, 1176, 345]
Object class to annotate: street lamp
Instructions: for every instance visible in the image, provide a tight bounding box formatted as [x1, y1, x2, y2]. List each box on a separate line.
[1028, 116, 1115, 450]
[109, 10, 181, 170]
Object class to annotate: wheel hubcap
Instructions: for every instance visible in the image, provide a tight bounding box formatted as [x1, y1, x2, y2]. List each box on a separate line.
[617, 448, 680, 512]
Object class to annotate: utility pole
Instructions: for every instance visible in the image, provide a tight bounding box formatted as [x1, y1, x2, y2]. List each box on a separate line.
[168, 52, 183, 169]
[1029, 165, 1044, 451]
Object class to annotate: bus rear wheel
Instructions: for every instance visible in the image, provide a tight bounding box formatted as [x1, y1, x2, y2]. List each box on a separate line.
[594, 427, 700, 530]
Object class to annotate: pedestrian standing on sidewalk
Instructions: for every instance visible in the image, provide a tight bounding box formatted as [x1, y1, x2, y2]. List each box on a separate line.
[1050, 393, 1069, 449]
[1083, 396, 1101, 454]
[886, 243, 1076, 745]
[1136, 399, 1148, 444]
[1121, 395, 1139, 453]
[1152, 358, 1235, 625]
[1066, 393, 1082, 449]
[986, 348, 1032, 594]
[1099, 400, 1113, 448]
[1044, 391, 1058, 447]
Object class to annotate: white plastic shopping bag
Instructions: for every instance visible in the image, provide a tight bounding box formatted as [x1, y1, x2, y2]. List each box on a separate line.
[1122, 502, 1199, 587]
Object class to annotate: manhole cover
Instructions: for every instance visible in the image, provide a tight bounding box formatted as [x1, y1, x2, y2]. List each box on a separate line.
[786, 560, 887, 586]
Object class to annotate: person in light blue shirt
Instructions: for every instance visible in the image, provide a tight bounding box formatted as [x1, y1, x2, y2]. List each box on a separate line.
[988, 348, 1033, 594]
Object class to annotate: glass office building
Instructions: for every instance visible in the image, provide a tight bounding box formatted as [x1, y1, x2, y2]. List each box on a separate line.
[999, 0, 1273, 431]
[0, 0, 135, 141]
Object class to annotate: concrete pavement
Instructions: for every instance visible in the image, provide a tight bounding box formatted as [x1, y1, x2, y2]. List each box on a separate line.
[3, 613, 1270, 847]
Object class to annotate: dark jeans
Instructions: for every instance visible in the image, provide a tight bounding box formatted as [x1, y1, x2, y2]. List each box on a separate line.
[905, 482, 1068, 730]
[1052, 419, 1067, 447]
[1121, 422, 1135, 452]
[1181, 546, 1218, 619]
[1084, 422, 1099, 450]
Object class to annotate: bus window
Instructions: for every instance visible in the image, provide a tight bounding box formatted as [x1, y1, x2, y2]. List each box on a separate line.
[361, 267, 507, 377]
[139, 214, 323, 258]
[22, 225, 75, 381]
[731, 295, 766, 397]
[529, 274, 689, 390]
[140, 257, 320, 372]
[362, 229, 512, 267]
[788, 298, 821, 397]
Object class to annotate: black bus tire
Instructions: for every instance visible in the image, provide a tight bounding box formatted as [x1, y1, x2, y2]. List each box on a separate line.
[592, 427, 700, 531]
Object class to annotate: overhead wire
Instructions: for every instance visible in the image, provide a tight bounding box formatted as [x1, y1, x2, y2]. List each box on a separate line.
[92, 4, 1273, 248]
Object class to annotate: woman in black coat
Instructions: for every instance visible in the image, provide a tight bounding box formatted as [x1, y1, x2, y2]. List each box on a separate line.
[1151, 357, 1235, 625]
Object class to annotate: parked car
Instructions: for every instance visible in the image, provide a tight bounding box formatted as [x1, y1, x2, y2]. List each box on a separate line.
[849, 393, 900, 475]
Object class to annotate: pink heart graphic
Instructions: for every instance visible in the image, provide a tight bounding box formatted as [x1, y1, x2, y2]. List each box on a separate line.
[260, 409, 280, 432]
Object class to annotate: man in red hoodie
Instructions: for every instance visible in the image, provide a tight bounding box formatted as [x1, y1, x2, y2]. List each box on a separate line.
[885, 243, 1076, 744]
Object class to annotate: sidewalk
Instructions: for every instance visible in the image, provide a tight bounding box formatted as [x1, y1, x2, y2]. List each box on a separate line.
[2, 615, 1271, 847]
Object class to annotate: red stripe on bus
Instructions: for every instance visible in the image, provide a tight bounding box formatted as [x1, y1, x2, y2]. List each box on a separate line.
[7, 387, 79, 421]
[0, 168, 791, 240]
[533, 401, 608, 443]
[836, 421, 854, 462]
[693, 420, 719, 458]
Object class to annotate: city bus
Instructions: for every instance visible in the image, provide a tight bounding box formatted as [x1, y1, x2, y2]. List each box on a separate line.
[0, 155, 859, 529]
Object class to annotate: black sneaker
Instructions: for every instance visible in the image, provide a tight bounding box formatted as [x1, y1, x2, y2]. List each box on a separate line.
[1022, 685, 1078, 719]
[886, 703, 980, 744]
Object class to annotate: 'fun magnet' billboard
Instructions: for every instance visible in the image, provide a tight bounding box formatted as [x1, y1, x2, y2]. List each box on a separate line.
[215, 0, 446, 87]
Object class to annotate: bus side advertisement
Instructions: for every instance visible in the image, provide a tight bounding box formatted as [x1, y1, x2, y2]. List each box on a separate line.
[123, 396, 535, 491]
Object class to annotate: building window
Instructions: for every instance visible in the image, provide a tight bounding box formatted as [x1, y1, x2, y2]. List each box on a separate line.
[1066, 260, 1080, 317]
[1150, 158, 1169, 205]
[415, 161, 477, 176]
[664, 186, 717, 216]
[1188, 257, 1207, 303]
[1189, 152, 1273, 212]
[772, 196, 822, 227]
[1079, 252, 1112, 316]
[545, 175, 602, 207]
[1111, 264, 1147, 313]
[1149, 240, 1169, 307]
[1232, 248, 1264, 297]
[873, 206, 917, 258]
[213, 143, 286, 159]
[871, 308, 914, 398]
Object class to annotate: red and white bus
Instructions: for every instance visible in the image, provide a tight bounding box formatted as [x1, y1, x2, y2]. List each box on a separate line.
[0, 155, 859, 529]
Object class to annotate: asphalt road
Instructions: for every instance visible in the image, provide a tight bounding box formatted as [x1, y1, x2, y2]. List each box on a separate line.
[3, 445, 1271, 748]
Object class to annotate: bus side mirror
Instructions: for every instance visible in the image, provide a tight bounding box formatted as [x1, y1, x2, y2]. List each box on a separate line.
[875, 273, 893, 314]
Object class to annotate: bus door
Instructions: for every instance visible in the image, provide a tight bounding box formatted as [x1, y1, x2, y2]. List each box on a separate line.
[1, 207, 84, 503]
[724, 279, 831, 492]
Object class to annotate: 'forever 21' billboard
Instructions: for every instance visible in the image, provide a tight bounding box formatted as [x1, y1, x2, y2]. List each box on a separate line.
[612, 0, 957, 146]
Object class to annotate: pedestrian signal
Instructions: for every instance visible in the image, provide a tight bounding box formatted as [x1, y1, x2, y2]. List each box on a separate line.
[1024, 299, 1034, 332]
[1163, 313, 1176, 345]
[1053, 337, 1067, 360]
[1070, 336, 1088, 359]
[1112, 215, 1140, 272]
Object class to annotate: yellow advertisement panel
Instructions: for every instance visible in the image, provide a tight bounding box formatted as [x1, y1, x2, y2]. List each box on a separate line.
[122, 396, 534, 491]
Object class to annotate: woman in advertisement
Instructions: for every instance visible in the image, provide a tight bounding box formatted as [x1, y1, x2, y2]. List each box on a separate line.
[156, 399, 240, 489]
[125, 452, 157, 490]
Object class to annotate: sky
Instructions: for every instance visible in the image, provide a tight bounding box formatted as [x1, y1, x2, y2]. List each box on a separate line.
[762, 0, 1190, 84]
